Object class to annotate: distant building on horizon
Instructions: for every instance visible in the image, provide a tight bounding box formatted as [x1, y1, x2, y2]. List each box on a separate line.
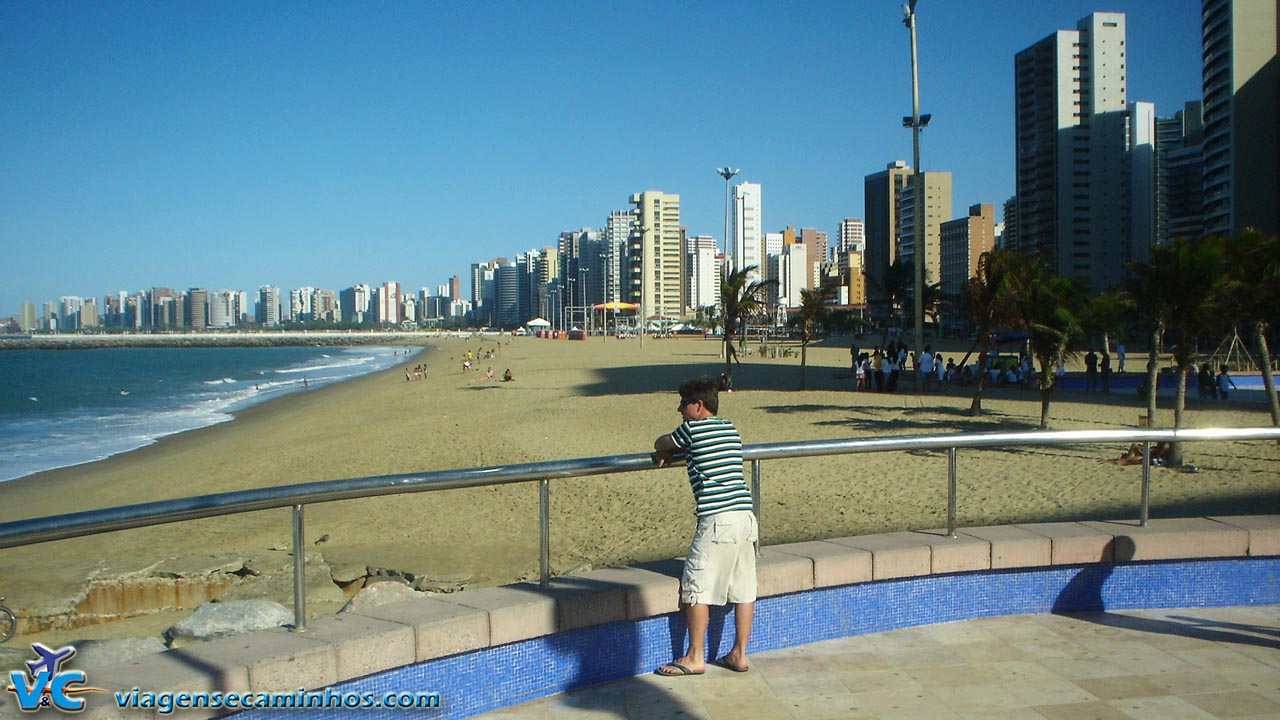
[731, 182, 763, 280]
[837, 218, 865, 257]
[863, 161, 913, 306]
[939, 203, 996, 332]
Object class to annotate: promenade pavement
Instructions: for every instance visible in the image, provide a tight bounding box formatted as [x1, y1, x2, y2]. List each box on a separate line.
[479, 604, 1280, 720]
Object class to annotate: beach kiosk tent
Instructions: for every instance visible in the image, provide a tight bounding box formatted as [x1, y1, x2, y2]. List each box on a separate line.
[526, 318, 551, 328]
[591, 302, 639, 337]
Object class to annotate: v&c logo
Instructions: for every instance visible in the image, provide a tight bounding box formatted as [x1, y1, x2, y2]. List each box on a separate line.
[5, 643, 107, 713]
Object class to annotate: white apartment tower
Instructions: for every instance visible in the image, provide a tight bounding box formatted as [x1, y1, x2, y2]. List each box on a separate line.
[1015, 12, 1132, 289]
[628, 191, 684, 321]
[1201, 0, 1279, 238]
[686, 235, 720, 312]
[731, 182, 762, 279]
[837, 219, 865, 257]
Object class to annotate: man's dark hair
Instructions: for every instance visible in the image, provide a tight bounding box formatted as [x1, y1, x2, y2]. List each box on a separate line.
[679, 376, 719, 414]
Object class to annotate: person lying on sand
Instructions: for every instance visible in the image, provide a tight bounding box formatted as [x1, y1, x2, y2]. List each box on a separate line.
[1106, 442, 1172, 466]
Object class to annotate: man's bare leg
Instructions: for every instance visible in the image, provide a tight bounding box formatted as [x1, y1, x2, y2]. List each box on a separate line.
[717, 601, 753, 670]
[658, 602, 709, 674]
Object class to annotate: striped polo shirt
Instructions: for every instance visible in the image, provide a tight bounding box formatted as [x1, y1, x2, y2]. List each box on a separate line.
[670, 416, 753, 517]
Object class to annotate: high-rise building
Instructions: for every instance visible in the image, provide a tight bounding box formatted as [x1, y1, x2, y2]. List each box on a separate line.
[864, 161, 913, 302]
[494, 261, 520, 328]
[18, 302, 35, 332]
[1128, 101, 1158, 265]
[837, 219, 865, 257]
[603, 211, 633, 305]
[939, 203, 997, 304]
[312, 289, 338, 323]
[1014, 12, 1133, 289]
[1156, 101, 1206, 243]
[1201, 0, 1278, 237]
[257, 286, 281, 327]
[627, 190, 684, 321]
[340, 283, 371, 324]
[185, 288, 208, 331]
[797, 227, 827, 291]
[377, 281, 401, 326]
[731, 182, 762, 278]
[896, 171, 953, 284]
[999, 197, 1019, 250]
[208, 290, 234, 328]
[686, 235, 720, 312]
[770, 243, 809, 310]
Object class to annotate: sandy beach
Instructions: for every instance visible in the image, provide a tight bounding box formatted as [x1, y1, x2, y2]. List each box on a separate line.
[2, 334, 1278, 646]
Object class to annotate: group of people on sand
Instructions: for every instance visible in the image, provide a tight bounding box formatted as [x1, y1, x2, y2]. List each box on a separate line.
[851, 343, 955, 393]
[404, 364, 429, 382]
[1198, 363, 1238, 400]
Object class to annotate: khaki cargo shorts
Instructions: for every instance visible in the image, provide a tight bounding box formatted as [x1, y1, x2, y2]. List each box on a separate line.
[680, 510, 758, 606]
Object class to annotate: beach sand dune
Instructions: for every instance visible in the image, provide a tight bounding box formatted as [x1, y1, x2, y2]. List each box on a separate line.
[1, 335, 1277, 645]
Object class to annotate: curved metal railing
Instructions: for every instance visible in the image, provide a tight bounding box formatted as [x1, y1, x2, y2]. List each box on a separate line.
[1, 426, 1277, 629]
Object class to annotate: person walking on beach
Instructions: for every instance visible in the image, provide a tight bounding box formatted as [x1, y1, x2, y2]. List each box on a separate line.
[1116, 342, 1126, 373]
[1100, 351, 1112, 394]
[652, 377, 757, 677]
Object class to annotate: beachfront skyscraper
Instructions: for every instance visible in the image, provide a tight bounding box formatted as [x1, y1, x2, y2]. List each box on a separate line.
[1014, 12, 1137, 290]
[1156, 102, 1205, 244]
[686, 235, 720, 313]
[18, 302, 35, 332]
[185, 288, 208, 331]
[863, 161, 913, 306]
[603, 210, 633, 306]
[731, 182, 762, 279]
[376, 281, 401, 326]
[257, 285, 280, 327]
[627, 190, 684, 321]
[1201, 0, 1279, 238]
[939, 203, 996, 332]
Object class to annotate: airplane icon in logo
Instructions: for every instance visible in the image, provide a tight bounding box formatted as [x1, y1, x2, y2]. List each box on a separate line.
[24, 643, 76, 678]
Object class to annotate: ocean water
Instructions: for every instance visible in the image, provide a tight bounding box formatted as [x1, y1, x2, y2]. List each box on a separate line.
[0, 345, 418, 482]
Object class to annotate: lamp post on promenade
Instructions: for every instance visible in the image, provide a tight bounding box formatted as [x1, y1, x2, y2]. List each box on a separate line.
[716, 167, 739, 358]
[903, 0, 926, 391]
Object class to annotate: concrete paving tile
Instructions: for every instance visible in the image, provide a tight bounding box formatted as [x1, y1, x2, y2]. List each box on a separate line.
[1228, 643, 1280, 669]
[933, 683, 1028, 714]
[906, 663, 1007, 689]
[1181, 690, 1280, 718]
[1031, 701, 1131, 720]
[978, 660, 1066, 684]
[622, 699, 711, 720]
[1096, 646, 1197, 675]
[1071, 674, 1172, 701]
[948, 640, 1030, 663]
[833, 667, 926, 694]
[814, 649, 894, 672]
[1003, 678, 1100, 706]
[1105, 695, 1217, 719]
[1170, 645, 1274, 671]
[697, 697, 796, 720]
[854, 687, 960, 718]
[1004, 638, 1095, 661]
[957, 711, 1051, 720]
[1141, 669, 1239, 695]
[1037, 657, 1130, 680]
[881, 645, 966, 669]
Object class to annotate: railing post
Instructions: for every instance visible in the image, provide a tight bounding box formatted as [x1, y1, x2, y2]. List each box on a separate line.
[1140, 442, 1151, 527]
[751, 459, 761, 536]
[539, 479, 550, 586]
[291, 504, 306, 631]
[947, 447, 958, 538]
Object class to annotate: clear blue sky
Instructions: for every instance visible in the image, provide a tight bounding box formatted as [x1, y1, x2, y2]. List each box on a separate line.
[1, 1, 1204, 316]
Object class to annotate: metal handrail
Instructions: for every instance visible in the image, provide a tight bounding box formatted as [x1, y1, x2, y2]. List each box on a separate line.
[1, 426, 1277, 630]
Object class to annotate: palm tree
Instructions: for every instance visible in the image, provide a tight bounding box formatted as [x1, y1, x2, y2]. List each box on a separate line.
[720, 265, 776, 388]
[1223, 228, 1280, 427]
[794, 282, 839, 390]
[958, 250, 1021, 416]
[869, 259, 913, 346]
[1006, 254, 1088, 428]
[1134, 236, 1231, 464]
[1084, 287, 1133, 359]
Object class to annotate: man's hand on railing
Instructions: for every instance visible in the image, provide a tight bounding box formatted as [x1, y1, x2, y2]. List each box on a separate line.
[651, 450, 676, 467]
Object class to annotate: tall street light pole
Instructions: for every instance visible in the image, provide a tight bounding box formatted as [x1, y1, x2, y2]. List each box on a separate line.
[904, 0, 925, 392]
[716, 167, 739, 360]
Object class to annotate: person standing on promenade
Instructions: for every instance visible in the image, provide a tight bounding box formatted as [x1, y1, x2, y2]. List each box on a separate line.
[1084, 350, 1099, 393]
[652, 377, 757, 677]
[1116, 342, 1126, 373]
[1100, 351, 1112, 394]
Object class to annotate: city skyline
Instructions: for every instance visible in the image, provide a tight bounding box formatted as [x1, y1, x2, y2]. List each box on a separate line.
[1, 1, 1205, 316]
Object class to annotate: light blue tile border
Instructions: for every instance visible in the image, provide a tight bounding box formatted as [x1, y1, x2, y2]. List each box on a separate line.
[234, 556, 1280, 719]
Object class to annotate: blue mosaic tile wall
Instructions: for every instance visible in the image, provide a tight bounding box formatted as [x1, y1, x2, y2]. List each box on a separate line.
[233, 556, 1279, 719]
